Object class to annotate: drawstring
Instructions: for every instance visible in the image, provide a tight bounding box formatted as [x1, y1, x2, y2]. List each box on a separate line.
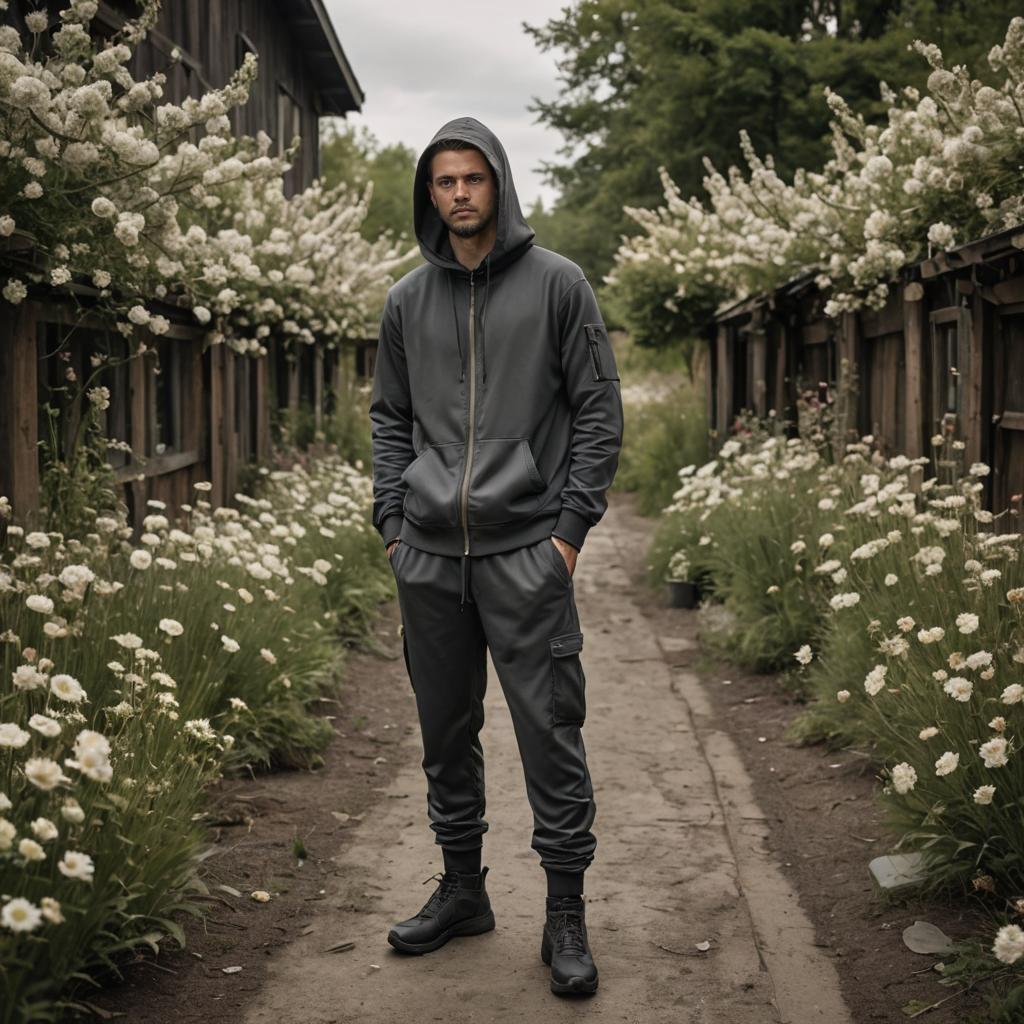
[480, 256, 491, 384]
[447, 272, 464, 382]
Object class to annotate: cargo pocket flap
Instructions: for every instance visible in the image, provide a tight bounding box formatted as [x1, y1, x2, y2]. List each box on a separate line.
[550, 632, 584, 657]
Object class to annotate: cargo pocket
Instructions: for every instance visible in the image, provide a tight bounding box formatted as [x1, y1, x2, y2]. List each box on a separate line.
[549, 631, 586, 726]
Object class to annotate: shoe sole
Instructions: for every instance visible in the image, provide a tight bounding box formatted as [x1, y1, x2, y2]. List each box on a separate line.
[387, 910, 495, 955]
[541, 935, 599, 995]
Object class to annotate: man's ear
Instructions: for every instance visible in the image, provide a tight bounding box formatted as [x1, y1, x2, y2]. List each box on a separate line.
[427, 182, 437, 209]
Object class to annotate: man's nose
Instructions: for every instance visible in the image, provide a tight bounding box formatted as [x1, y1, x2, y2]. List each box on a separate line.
[453, 178, 470, 200]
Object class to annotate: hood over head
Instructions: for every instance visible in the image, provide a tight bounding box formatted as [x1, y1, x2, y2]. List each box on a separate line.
[414, 116, 534, 274]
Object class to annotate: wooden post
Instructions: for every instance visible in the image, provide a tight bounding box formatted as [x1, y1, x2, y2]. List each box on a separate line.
[903, 282, 925, 458]
[0, 301, 41, 525]
[255, 353, 270, 463]
[223, 347, 237, 498]
[715, 324, 730, 439]
[751, 326, 767, 417]
[314, 345, 324, 434]
[129, 332, 148, 532]
[208, 343, 224, 509]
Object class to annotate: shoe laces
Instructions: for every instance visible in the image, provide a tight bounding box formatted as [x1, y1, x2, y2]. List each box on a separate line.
[417, 871, 461, 918]
[550, 908, 587, 957]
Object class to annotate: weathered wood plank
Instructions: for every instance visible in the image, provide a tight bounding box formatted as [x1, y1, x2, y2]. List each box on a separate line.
[903, 292, 925, 457]
[0, 302, 40, 523]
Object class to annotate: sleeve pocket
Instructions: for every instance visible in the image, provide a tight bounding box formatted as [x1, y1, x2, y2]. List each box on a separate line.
[549, 631, 586, 726]
[584, 324, 620, 382]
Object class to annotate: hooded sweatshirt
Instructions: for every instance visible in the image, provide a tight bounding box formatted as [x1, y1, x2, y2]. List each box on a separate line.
[369, 116, 623, 558]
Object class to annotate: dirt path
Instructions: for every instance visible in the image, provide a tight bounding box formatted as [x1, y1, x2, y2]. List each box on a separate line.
[241, 499, 853, 1024]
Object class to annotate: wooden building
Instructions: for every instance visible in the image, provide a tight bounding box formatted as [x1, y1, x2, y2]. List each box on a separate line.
[708, 224, 1024, 516]
[0, 1, 365, 528]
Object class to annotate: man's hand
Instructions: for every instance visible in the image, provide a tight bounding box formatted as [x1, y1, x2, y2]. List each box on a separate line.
[551, 536, 578, 577]
[387, 540, 400, 560]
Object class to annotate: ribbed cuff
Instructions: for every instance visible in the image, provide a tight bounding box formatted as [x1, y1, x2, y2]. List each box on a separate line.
[552, 508, 590, 552]
[378, 513, 404, 548]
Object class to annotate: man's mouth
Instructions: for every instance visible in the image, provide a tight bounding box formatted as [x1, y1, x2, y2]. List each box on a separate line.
[453, 208, 475, 217]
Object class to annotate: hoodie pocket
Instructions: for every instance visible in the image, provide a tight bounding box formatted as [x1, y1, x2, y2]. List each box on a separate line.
[467, 438, 547, 527]
[401, 443, 463, 528]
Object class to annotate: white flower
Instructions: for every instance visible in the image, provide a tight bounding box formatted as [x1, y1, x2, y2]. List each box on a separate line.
[25, 594, 54, 614]
[19, 837, 46, 861]
[0, 723, 31, 748]
[159, 618, 184, 637]
[0, 793, 11, 813]
[1, 898, 43, 933]
[965, 650, 993, 671]
[184, 718, 217, 741]
[31, 817, 58, 841]
[943, 676, 973, 702]
[974, 785, 996, 805]
[896, 617, 915, 633]
[57, 850, 94, 882]
[61, 799, 85, 824]
[864, 664, 888, 696]
[980, 736, 1009, 768]
[229, 697, 248, 711]
[41, 897, 63, 924]
[934, 751, 959, 776]
[0, 818, 16, 850]
[955, 612, 980, 634]
[830, 591, 861, 610]
[111, 632, 143, 650]
[1001, 684, 1024, 705]
[3, 279, 28, 305]
[221, 635, 240, 653]
[28, 714, 61, 738]
[12, 664, 47, 691]
[884, 573, 898, 586]
[50, 674, 86, 703]
[918, 727, 939, 740]
[818, 533, 834, 548]
[836, 689, 851, 703]
[259, 647, 276, 665]
[917, 627, 945, 644]
[129, 549, 152, 570]
[994, 924, 1024, 965]
[794, 645, 813, 665]
[891, 762, 917, 794]
[790, 540, 807, 554]
[24, 757, 68, 791]
[25, 532, 50, 549]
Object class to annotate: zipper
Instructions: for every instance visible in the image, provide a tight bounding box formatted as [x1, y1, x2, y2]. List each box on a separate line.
[585, 325, 603, 380]
[458, 270, 477, 555]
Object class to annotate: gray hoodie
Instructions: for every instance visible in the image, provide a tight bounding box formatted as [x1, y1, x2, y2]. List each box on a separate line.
[369, 117, 623, 557]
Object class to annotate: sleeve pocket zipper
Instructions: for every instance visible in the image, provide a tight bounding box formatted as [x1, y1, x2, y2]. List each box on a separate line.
[584, 324, 619, 382]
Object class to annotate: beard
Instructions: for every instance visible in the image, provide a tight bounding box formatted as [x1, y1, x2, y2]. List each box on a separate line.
[444, 204, 496, 238]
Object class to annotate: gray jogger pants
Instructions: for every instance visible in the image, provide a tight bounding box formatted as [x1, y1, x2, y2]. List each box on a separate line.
[390, 536, 597, 875]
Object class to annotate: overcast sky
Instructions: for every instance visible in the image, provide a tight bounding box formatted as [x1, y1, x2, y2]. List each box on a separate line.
[322, 0, 569, 211]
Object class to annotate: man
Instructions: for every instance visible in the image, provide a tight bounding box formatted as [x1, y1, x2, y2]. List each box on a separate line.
[369, 116, 622, 996]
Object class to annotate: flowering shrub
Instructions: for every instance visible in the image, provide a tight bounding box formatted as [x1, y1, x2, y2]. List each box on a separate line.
[0, 0, 410, 352]
[608, 17, 1024, 331]
[656, 406, 1024, 1007]
[0, 454, 391, 1018]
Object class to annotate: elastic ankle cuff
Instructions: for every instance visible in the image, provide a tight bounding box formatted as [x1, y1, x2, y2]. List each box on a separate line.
[545, 868, 584, 898]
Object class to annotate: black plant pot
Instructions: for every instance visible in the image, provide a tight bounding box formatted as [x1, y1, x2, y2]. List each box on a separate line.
[667, 580, 700, 609]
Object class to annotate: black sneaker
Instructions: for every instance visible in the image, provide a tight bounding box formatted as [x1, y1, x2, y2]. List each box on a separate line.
[387, 866, 495, 954]
[541, 894, 599, 995]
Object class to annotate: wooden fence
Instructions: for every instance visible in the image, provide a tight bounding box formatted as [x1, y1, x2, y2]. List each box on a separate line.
[0, 287, 374, 529]
[709, 223, 1024, 516]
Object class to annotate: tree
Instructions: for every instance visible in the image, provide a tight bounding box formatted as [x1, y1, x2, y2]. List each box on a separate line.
[319, 122, 418, 246]
[526, 0, 1023, 290]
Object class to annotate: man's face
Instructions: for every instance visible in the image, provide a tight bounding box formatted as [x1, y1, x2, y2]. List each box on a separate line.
[427, 148, 497, 239]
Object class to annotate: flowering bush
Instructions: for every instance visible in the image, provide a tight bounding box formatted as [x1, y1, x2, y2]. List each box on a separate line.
[0, 0, 410, 353]
[0, 454, 392, 1018]
[655, 402, 1024, 1009]
[608, 17, 1024, 331]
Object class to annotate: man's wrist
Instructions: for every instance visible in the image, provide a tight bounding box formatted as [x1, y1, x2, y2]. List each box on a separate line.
[379, 513, 404, 549]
